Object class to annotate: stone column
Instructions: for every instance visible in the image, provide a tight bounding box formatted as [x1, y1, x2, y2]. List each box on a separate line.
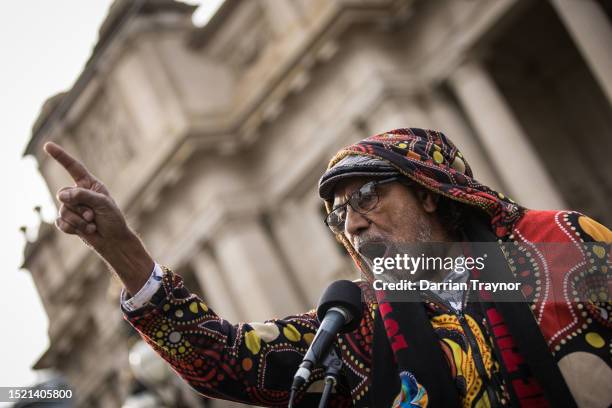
[449, 61, 565, 209]
[211, 217, 304, 321]
[190, 248, 242, 323]
[270, 198, 348, 306]
[551, 0, 612, 108]
[261, 0, 304, 36]
[367, 97, 433, 135]
[427, 89, 504, 192]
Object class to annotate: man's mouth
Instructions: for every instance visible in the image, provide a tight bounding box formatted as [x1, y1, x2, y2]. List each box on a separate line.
[356, 240, 388, 260]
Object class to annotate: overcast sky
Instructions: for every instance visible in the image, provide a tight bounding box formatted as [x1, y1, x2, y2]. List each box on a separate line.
[0, 0, 223, 397]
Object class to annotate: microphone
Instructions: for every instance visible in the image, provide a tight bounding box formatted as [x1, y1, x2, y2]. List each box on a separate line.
[289, 280, 363, 406]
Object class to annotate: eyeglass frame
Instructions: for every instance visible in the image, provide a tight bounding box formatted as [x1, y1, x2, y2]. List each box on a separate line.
[324, 176, 410, 234]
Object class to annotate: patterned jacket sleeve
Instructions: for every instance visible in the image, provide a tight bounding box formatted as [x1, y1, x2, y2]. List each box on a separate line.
[122, 266, 353, 407]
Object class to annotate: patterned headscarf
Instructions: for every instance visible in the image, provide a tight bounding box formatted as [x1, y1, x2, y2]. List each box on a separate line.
[318, 127, 525, 275]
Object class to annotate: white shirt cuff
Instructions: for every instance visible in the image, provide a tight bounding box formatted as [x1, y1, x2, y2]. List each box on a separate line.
[120, 263, 164, 312]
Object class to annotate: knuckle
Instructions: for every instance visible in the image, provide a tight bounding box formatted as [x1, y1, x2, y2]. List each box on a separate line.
[59, 216, 73, 228]
[56, 218, 71, 233]
[59, 205, 72, 218]
[68, 213, 85, 227]
[81, 209, 94, 222]
[74, 189, 91, 204]
[59, 206, 77, 223]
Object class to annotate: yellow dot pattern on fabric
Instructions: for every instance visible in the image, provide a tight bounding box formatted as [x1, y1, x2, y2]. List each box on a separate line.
[245, 330, 261, 355]
[578, 216, 612, 243]
[283, 324, 301, 342]
[432, 151, 444, 164]
[451, 156, 466, 173]
[303, 333, 315, 345]
[585, 332, 605, 348]
[163, 304, 170, 312]
[592, 245, 605, 259]
[200, 302, 208, 312]
[189, 302, 199, 314]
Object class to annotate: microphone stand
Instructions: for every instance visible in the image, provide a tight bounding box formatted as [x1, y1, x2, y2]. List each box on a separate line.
[287, 347, 343, 408]
[318, 348, 343, 408]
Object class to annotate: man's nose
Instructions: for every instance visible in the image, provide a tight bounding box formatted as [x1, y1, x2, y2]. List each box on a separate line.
[344, 206, 371, 236]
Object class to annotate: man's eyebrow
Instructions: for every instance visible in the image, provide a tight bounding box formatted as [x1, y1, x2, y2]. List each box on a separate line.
[332, 191, 352, 208]
[332, 183, 364, 208]
[331, 199, 348, 210]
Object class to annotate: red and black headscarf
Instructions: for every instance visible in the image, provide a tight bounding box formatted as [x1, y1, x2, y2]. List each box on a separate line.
[319, 127, 524, 238]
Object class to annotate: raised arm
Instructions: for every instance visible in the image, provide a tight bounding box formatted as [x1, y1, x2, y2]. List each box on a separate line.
[44, 143, 352, 407]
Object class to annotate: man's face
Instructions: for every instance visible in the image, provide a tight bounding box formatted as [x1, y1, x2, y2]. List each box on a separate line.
[332, 177, 435, 255]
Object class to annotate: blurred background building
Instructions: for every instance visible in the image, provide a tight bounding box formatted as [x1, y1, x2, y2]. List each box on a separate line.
[20, 0, 612, 406]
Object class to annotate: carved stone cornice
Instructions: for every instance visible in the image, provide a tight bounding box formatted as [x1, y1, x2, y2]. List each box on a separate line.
[24, 0, 197, 158]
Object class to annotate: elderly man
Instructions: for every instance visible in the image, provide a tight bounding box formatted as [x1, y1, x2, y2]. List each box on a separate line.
[46, 128, 610, 407]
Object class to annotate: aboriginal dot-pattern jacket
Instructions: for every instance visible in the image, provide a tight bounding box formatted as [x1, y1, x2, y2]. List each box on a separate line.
[123, 209, 611, 407]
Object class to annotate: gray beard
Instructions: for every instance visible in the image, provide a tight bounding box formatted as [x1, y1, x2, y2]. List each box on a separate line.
[415, 214, 433, 242]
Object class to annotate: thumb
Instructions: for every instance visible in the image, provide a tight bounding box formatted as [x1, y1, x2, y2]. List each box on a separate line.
[58, 187, 111, 210]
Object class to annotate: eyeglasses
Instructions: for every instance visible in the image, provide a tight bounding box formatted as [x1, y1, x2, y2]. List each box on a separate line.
[324, 177, 399, 234]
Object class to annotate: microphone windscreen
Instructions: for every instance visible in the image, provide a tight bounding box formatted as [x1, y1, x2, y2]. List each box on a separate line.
[316, 280, 363, 333]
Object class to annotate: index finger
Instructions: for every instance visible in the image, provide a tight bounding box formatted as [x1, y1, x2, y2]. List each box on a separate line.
[44, 142, 91, 183]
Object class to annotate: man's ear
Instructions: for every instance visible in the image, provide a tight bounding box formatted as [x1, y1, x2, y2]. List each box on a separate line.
[415, 188, 439, 213]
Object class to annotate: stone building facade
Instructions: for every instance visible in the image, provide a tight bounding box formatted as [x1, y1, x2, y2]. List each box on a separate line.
[21, 0, 612, 406]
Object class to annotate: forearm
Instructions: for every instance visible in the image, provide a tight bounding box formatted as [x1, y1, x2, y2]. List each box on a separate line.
[97, 230, 154, 295]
